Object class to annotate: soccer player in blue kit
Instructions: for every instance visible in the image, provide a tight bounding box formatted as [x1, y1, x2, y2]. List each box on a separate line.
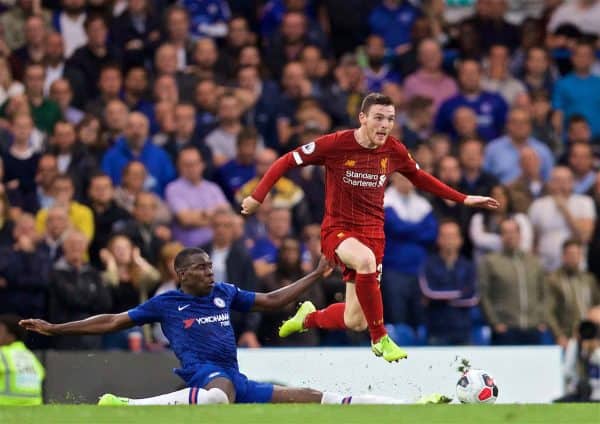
[20, 248, 448, 405]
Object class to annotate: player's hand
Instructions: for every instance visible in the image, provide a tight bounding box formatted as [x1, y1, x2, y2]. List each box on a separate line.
[315, 255, 334, 278]
[238, 331, 261, 348]
[494, 323, 508, 334]
[19, 319, 55, 336]
[464, 195, 499, 210]
[240, 196, 261, 215]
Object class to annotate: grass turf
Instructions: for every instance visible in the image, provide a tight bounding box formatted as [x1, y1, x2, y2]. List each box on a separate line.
[1, 404, 599, 424]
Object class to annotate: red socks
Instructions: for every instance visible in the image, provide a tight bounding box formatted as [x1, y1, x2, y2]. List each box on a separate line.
[304, 303, 346, 330]
[354, 272, 387, 342]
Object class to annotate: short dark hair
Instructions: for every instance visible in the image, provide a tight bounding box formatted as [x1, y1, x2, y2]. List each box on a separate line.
[237, 127, 258, 146]
[0, 314, 26, 342]
[84, 13, 107, 30]
[568, 114, 589, 127]
[563, 238, 582, 251]
[360, 93, 394, 114]
[174, 247, 208, 272]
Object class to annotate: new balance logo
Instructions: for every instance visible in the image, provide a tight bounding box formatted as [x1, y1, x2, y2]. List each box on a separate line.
[178, 304, 190, 311]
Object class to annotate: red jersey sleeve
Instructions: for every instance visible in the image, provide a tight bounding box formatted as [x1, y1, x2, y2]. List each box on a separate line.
[251, 133, 336, 202]
[392, 141, 467, 204]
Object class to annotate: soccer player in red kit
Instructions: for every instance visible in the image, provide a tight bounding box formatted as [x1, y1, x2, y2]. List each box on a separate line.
[241, 93, 498, 362]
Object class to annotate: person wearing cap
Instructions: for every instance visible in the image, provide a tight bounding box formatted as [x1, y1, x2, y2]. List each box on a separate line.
[0, 314, 45, 405]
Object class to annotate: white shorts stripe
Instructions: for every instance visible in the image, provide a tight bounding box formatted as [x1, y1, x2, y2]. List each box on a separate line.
[292, 151, 303, 165]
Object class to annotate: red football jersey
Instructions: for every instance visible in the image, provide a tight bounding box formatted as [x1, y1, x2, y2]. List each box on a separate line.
[289, 129, 420, 239]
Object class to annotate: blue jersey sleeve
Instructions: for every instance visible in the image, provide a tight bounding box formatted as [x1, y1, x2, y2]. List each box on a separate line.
[128, 296, 162, 325]
[229, 285, 256, 312]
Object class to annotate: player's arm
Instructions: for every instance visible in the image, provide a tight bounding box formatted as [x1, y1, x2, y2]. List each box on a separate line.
[241, 138, 330, 215]
[251, 256, 333, 311]
[19, 312, 134, 336]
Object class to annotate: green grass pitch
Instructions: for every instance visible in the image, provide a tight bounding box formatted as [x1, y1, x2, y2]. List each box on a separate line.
[1, 404, 599, 424]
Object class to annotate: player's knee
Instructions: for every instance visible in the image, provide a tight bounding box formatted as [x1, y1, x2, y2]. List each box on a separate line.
[354, 253, 377, 273]
[206, 388, 230, 404]
[344, 314, 368, 332]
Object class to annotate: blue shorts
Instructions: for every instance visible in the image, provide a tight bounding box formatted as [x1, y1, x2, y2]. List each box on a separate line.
[175, 364, 274, 404]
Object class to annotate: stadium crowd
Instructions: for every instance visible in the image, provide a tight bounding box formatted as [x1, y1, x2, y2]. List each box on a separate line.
[0, 0, 599, 351]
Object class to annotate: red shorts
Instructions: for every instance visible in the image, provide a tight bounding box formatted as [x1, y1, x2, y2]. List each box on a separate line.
[321, 229, 385, 282]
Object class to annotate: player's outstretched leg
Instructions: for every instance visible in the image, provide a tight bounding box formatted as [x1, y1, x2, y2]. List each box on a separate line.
[336, 238, 408, 362]
[280, 301, 347, 337]
[98, 387, 229, 406]
[270, 386, 451, 404]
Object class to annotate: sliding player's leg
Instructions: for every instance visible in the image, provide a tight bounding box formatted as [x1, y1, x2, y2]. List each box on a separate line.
[271, 386, 451, 404]
[98, 378, 232, 406]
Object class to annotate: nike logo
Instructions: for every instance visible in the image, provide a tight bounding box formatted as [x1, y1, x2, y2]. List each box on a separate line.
[178, 304, 190, 311]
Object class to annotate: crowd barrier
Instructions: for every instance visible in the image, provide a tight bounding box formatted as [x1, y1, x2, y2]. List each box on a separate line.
[40, 346, 563, 404]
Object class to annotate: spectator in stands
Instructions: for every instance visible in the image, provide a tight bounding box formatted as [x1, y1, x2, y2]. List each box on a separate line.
[110, 0, 161, 69]
[568, 142, 597, 195]
[101, 112, 176, 196]
[482, 44, 527, 105]
[202, 209, 261, 348]
[362, 34, 400, 93]
[403, 38, 458, 115]
[452, 106, 480, 143]
[49, 79, 83, 125]
[53, 0, 87, 59]
[165, 146, 229, 248]
[215, 127, 258, 204]
[85, 64, 123, 118]
[552, 40, 600, 141]
[189, 38, 227, 84]
[236, 148, 305, 212]
[478, 218, 547, 345]
[258, 236, 325, 347]
[420, 219, 477, 345]
[33, 153, 58, 211]
[381, 173, 437, 327]
[40, 204, 69, 263]
[567, 115, 594, 145]
[522, 47, 555, 95]
[163, 103, 213, 174]
[251, 207, 297, 278]
[435, 59, 508, 142]
[588, 173, 600, 280]
[506, 146, 547, 213]
[460, 0, 520, 52]
[458, 138, 499, 197]
[0, 213, 51, 320]
[112, 161, 171, 224]
[369, 0, 421, 52]
[20, 63, 61, 134]
[2, 113, 41, 213]
[87, 172, 130, 267]
[152, 43, 194, 103]
[547, 0, 600, 38]
[193, 78, 219, 137]
[546, 239, 600, 348]
[67, 14, 119, 99]
[122, 67, 153, 118]
[35, 174, 94, 241]
[0, 0, 51, 51]
[236, 65, 280, 150]
[484, 107, 554, 184]
[163, 6, 193, 71]
[100, 100, 129, 147]
[100, 233, 159, 348]
[205, 92, 249, 167]
[113, 191, 171, 266]
[221, 16, 255, 76]
[48, 230, 112, 349]
[469, 184, 533, 262]
[48, 120, 97, 200]
[529, 166, 596, 271]
[11, 15, 47, 77]
[430, 155, 471, 238]
[149, 100, 175, 147]
[43, 32, 86, 108]
[529, 90, 561, 155]
[400, 96, 433, 149]
[76, 116, 105, 164]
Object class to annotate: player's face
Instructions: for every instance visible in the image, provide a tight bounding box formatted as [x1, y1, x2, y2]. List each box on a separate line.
[179, 254, 215, 296]
[359, 104, 395, 146]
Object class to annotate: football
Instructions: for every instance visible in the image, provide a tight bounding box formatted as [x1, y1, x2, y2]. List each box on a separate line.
[456, 369, 499, 404]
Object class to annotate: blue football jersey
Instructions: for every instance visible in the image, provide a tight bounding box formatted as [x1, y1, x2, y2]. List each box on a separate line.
[128, 283, 255, 371]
